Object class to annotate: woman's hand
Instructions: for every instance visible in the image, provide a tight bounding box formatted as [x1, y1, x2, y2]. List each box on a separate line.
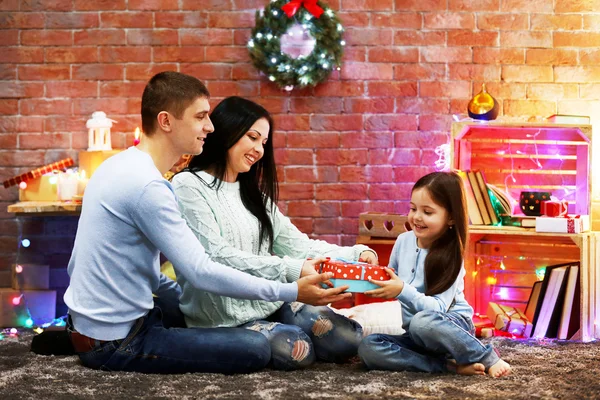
[364, 267, 404, 299]
[300, 257, 333, 287]
[300, 258, 323, 277]
[359, 250, 378, 265]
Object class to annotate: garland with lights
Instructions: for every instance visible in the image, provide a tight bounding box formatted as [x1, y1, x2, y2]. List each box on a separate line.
[248, 0, 345, 90]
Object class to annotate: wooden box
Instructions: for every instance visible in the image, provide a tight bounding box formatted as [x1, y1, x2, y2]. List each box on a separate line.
[358, 212, 409, 239]
[0, 288, 56, 327]
[79, 150, 121, 178]
[450, 121, 598, 231]
[465, 229, 599, 342]
[11, 264, 50, 290]
[18, 175, 58, 202]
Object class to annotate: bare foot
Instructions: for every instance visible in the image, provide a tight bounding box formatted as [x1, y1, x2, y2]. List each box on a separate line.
[488, 359, 511, 378]
[447, 360, 486, 376]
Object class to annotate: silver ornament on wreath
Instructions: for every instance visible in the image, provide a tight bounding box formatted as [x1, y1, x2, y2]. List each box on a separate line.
[248, 0, 345, 90]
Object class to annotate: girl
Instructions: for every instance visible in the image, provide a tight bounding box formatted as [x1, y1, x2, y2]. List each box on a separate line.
[358, 171, 511, 378]
[171, 96, 377, 370]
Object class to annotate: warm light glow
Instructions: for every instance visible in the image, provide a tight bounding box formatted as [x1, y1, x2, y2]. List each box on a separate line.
[592, 113, 600, 202]
[80, 170, 87, 180]
[15, 265, 23, 273]
[19, 181, 27, 190]
[486, 277, 497, 285]
[497, 287, 509, 299]
[12, 295, 21, 306]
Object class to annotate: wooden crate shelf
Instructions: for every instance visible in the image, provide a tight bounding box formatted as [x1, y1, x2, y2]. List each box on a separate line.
[450, 121, 598, 230]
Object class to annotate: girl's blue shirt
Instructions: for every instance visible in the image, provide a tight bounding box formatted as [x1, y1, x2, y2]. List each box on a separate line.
[390, 230, 474, 330]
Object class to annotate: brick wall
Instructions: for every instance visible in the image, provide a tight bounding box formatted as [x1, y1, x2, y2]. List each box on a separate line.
[1, 1, 600, 308]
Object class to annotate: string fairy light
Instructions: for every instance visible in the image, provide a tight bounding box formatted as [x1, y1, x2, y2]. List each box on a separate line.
[1, 217, 67, 340]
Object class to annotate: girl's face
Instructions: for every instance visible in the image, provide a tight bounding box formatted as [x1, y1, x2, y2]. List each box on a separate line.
[224, 118, 270, 182]
[408, 187, 453, 249]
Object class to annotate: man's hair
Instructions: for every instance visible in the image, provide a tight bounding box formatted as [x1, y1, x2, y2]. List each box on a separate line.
[141, 71, 210, 136]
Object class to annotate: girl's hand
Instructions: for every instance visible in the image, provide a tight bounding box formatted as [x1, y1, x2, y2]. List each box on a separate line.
[358, 250, 378, 265]
[364, 268, 404, 299]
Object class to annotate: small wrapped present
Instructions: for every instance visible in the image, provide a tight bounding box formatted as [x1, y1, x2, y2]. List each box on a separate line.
[535, 215, 589, 234]
[540, 200, 568, 217]
[487, 302, 532, 337]
[473, 315, 495, 338]
[315, 259, 391, 293]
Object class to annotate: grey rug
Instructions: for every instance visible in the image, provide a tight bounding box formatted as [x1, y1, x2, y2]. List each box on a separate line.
[1, 332, 599, 399]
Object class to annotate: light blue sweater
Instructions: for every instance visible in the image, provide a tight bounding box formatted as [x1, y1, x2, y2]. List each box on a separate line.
[63, 147, 297, 340]
[390, 231, 473, 330]
[171, 170, 373, 327]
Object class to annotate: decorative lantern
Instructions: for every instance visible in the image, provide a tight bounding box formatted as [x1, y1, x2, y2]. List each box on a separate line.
[468, 83, 499, 121]
[86, 111, 116, 151]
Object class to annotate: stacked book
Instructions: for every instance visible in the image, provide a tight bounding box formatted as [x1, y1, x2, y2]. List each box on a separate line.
[458, 169, 535, 228]
[526, 262, 581, 340]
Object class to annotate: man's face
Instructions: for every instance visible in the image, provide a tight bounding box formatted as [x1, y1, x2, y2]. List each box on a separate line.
[170, 97, 214, 155]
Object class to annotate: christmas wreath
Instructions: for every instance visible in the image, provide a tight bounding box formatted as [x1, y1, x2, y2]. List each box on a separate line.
[248, 0, 345, 90]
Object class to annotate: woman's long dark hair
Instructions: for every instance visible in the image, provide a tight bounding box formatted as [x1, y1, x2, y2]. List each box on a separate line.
[413, 171, 469, 296]
[179, 96, 277, 251]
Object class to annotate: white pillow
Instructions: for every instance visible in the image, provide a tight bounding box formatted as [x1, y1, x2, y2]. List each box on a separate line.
[330, 301, 404, 337]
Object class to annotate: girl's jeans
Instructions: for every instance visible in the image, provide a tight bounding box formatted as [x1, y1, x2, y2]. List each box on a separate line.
[358, 310, 499, 373]
[67, 297, 271, 374]
[240, 302, 363, 370]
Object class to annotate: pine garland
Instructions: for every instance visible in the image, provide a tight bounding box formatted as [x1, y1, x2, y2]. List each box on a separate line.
[248, 0, 344, 90]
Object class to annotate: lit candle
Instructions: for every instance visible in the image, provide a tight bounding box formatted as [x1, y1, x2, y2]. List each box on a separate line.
[134, 127, 141, 146]
[77, 170, 89, 197]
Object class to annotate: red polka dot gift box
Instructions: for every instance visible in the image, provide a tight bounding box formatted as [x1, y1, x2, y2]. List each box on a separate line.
[315, 259, 391, 293]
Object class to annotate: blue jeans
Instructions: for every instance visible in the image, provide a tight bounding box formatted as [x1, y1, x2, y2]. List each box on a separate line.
[359, 310, 499, 373]
[241, 302, 363, 370]
[67, 299, 272, 374]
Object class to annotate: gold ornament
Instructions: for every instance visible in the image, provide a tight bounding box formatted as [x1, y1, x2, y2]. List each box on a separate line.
[468, 83, 498, 121]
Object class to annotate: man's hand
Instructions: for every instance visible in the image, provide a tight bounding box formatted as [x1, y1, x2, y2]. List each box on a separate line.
[364, 267, 404, 299]
[296, 272, 351, 306]
[359, 250, 378, 265]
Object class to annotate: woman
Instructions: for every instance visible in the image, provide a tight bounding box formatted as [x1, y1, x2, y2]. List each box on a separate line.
[171, 96, 377, 370]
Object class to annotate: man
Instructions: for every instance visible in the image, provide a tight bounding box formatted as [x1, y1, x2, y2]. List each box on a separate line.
[63, 71, 350, 374]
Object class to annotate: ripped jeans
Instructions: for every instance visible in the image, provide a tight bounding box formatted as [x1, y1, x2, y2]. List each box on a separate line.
[240, 302, 363, 370]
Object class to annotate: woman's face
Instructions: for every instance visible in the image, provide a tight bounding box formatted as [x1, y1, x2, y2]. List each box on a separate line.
[225, 117, 270, 182]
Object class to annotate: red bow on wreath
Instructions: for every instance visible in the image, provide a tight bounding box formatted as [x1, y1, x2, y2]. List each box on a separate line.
[281, 0, 324, 18]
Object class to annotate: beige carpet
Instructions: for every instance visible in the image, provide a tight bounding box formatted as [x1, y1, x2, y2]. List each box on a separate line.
[1, 332, 599, 399]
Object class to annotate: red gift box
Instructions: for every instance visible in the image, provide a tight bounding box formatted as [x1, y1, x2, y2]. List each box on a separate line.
[315, 260, 391, 293]
[541, 200, 568, 217]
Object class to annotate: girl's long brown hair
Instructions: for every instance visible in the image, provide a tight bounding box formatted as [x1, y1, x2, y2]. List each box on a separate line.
[413, 172, 469, 296]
